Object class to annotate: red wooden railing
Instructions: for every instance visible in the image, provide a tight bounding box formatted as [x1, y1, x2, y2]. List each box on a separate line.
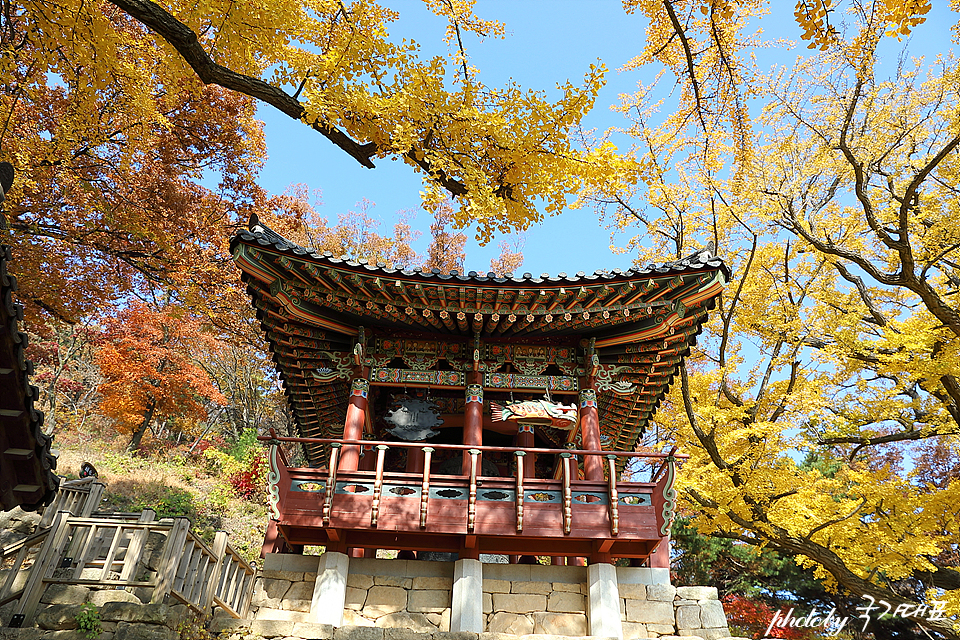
[260, 434, 684, 552]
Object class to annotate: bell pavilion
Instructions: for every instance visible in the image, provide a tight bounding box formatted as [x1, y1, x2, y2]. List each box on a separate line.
[232, 213, 727, 572]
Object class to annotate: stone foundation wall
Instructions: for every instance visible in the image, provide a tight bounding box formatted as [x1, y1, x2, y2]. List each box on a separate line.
[18, 602, 188, 640]
[209, 621, 752, 640]
[249, 553, 320, 623]
[8, 573, 745, 640]
[5, 614, 751, 640]
[252, 556, 454, 632]
[208, 620, 750, 640]
[481, 565, 587, 636]
[250, 555, 737, 640]
[618, 585, 730, 640]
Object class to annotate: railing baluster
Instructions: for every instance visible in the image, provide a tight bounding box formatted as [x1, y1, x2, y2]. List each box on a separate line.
[370, 445, 388, 527]
[117, 511, 155, 591]
[98, 524, 124, 582]
[151, 518, 189, 604]
[222, 558, 239, 608]
[420, 447, 434, 528]
[560, 452, 573, 535]
[467, 449, 480, 532]
[322, 443, 341, 526]
[606, 454, 619, 536]
[515, 451, 525, 532]
[71, 523, 98, 580]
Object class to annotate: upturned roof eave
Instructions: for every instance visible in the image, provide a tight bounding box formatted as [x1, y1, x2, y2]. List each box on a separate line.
[229, 214, 730, 289]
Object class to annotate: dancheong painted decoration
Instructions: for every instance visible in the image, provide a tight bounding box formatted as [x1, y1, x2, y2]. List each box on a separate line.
[232, 214, 728, 564]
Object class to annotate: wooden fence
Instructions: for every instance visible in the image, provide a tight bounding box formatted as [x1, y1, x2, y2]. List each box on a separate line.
[38, 477, 105, 528]
[0, 529, 49, 612]
[2, 477, 105, 617]
[4, 510, 256, 627]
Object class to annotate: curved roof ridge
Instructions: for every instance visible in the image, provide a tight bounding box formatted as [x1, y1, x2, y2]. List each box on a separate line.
[241, 214, 730, 283]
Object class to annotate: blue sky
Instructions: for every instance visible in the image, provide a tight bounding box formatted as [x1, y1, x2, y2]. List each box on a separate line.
[252, 1, 958, 277]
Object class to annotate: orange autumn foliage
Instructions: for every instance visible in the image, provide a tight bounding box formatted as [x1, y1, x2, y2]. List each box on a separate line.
[96, 302, 225, 450]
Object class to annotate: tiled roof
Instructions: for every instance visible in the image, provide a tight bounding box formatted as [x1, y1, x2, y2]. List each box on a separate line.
[234, 214, 729, 285]
[0, 244, 59, 512]
[231, 215, 728, 462]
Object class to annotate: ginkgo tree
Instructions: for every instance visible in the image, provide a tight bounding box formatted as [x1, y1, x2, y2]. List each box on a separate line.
[7, 0, 630, 248]
[5, 0, 937, 325]
[0, 0, 589, 327]
[581, 2, 960, 638]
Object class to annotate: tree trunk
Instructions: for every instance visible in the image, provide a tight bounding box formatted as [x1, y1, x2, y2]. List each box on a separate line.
[128, 399, 157, 451]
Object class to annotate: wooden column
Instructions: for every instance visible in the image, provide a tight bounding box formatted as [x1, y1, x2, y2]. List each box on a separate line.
[517, 424, 536, 478]
[261, 519, 287, 557]
[406, 445, 425, 474]
[650, 535, 670, 568]
[462, 377, 483, 475]
[579, 386, 604, 481]
[516, 425, 537, 564]
[359, 439, 375, 472]
[340, 375, 369, 472]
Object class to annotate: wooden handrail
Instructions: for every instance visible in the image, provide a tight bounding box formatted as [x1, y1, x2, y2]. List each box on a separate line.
[0, 528, 49, 558]
[651, 446, 679, 482]
[0, 528, 50, 608]
[39, 478, 106, 528]
[259, 435, 688, 460]
[7, 512, 255, 625]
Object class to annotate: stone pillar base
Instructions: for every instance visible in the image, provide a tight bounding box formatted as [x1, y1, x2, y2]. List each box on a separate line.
[450, 557, 483, 632]
[588, 562, 623, 639]
[309, 551, 349, 626]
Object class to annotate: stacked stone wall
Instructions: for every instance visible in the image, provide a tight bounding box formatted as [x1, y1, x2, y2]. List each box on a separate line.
[251, 556, 454, 632]
[249, 554, 319, 623]
[208, 620, 748, 640]
[343, 572, 452, 630]
[618, 585, 730, 640]
[16, 552, 741, 640]
[248, 556, 741, 640]
[1, 560, 160, 628]
[481, 565, 587, 636]
[12, 602, 189, 640]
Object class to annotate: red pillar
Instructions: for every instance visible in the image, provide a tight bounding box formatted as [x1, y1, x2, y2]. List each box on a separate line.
[339, 375, 369, 471]
[650, 534, 671, 568]
[462, 377, 483, 475]
[517, 425, 538, 565]
[359, 438, 376, 471]
[261, 519, 284, 557]
[579, 386, 604, 481]
[517, 424, 536, 478]
[405, 445, 425, 474]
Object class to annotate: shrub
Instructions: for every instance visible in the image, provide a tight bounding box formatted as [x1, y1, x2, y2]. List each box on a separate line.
[228, 428, 261, 461]
[721, 594, 819, 639]
[203, 430, 268, 501]
[176, 613, 210, 640]
[229, 450, 268, 499]
[106, 482, 197, 520]
[75, 603, 102, 639]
